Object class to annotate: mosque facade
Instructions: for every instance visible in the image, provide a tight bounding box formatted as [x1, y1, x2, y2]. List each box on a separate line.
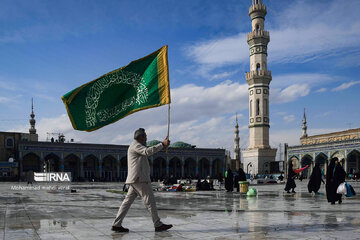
[0, 102, 226, 181]
[286, 110, 360, 178]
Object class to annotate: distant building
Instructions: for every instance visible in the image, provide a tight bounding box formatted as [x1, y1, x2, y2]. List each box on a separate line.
[0, 100, 226, 181]
[286, 109, 360, 178]
[0, 100, 38, 180]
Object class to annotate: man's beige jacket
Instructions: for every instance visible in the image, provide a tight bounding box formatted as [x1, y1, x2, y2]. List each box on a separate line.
[125, 140, 163, 184]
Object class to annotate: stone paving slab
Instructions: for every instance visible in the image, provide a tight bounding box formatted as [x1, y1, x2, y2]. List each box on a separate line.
[1, 181, 360, 239]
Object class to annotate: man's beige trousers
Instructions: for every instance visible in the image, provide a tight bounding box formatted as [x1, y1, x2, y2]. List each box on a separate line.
[112, 182, 162, 228]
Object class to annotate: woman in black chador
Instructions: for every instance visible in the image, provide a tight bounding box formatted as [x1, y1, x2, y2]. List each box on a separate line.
[308, 162, 325, 194]
[284, 161, 296, 193]
[326, 158, 346, 204]
[225, 168, 234, 192]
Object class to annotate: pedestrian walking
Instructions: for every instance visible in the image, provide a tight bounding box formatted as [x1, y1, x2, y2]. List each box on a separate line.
[326, 157, 346, 205]
[225, 168, 233, 192]
[111, 128, 173, 232]
[308, 162, 325, 194]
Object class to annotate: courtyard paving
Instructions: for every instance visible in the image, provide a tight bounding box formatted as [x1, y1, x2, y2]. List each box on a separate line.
[1, 180, 360, 240]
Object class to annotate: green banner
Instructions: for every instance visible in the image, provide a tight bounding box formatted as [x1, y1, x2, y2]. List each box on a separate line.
[61, 46, 170, 131]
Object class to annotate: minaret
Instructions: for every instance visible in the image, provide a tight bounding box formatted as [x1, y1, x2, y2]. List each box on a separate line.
[242, 0, 276, 175]
[301, 108, 308, 138]
[29, 98, 36, 134]
[234, 113, 241, 170]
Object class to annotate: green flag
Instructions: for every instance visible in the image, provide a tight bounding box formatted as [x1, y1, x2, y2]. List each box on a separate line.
[61, 45, 170, 132]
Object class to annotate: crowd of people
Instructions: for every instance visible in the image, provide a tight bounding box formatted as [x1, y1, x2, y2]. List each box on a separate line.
[285, 157, 352, 204]
[150, 156, 356, 206]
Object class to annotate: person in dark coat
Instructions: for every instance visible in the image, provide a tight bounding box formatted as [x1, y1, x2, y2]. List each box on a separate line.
[278, 173, 284, 181]
[299, 174, 304, 182]
[308, 162, 325, 193]
[196, 178, 202, 191]
[234, 168, 247, 192]
[284, 161, 296, 193]
[225, 168, 234, 192]
[326, 158, 346, 204]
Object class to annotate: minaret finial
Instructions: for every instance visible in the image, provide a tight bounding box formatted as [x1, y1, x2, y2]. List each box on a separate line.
[29, 98, 36, 134]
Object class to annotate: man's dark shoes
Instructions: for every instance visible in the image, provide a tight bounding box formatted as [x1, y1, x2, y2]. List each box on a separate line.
[111, 226, 129, 232]
[155, 224, 173, 232]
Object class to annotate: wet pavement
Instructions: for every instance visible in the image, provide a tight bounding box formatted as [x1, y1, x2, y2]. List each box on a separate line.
[1, 181, 360, 240]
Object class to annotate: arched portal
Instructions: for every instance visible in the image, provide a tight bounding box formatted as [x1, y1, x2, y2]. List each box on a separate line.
[315, 153, 327, 175]
[198, 158, 210, 179]
[22, 153, 41, 172]
[153, 157, 166, 180]
[301, 155, 313, 178]
[44, 153, 60, 172]
[289, 156, 299, 169]
[169, 157, 181, 179]
[83, 154, 98, 181]
[347, 150, 360, 174]
[184, 158, 196, 178]
[119, 156, 127, 181]
[64, 154, 80, 181]
[102, 155, 117, 181]
[331, 151, 345, 167]
[212, 158, 223, 178]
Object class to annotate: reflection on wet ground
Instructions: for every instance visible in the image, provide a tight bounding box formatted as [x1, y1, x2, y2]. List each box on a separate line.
[1, 181, 360, 239]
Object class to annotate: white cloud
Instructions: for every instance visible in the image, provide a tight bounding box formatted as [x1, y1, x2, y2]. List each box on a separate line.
[0, 94, 23, 104]
[272, 84, 310, 103]
[8, 81, 250, 148]
[185, 0, 360, 70]
[271, 73, 335, 89]
[316, 88, 327, 93]
[0, 80, 16, 91]
[283, 115, 295, 123]
[0, 96, 11, 103]
[210, 70, 238, 81]
[7, 76, 319, 151]
[332, 81, 360, 92]
[270, 127, 344, 147]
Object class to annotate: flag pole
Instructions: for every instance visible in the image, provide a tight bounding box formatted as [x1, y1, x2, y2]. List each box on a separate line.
[166, 103, 170, 154]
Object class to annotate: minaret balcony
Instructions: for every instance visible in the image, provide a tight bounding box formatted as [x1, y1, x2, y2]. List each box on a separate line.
[247, 30, 270, 43]
[249, 3, 267, 18]
[246, 70, 272, 85]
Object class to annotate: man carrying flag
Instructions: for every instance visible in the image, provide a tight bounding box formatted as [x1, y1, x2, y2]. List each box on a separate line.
[61, 46, 173, 232]
[111, 128, 172, 232]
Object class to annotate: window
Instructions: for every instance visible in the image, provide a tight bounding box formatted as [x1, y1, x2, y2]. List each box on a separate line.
[256, 99, 260, 116]
[264, 99, 268, 115]
[256, 63, 261, 74]
[250, 100, 253, 117]
[5, 137, 14, 148]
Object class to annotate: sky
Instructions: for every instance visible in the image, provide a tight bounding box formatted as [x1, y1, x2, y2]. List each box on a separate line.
[0, 0, 360, 157]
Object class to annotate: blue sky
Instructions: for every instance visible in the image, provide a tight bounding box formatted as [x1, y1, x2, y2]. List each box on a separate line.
[1, 0, 360, 154]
